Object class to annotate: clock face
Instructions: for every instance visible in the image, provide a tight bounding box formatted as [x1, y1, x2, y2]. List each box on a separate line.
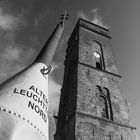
[93, 52, 101, 58]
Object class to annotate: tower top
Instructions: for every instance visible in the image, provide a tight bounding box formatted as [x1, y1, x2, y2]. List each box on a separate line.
[68, 18, 111, 46]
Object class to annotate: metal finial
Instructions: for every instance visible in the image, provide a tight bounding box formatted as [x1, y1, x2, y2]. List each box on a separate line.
[60, 11, 69, 26]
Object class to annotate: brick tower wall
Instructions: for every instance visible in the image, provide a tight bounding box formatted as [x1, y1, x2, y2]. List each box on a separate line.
[54, 19, 136, 140]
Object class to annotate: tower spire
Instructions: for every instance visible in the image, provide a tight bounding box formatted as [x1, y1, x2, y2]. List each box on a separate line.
[34, 12, 69, 67]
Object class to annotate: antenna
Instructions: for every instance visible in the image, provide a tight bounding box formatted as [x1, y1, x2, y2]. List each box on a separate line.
[59, 11, 69, 26]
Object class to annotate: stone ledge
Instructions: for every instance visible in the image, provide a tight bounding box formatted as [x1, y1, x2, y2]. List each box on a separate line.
[80, 24, 111, 39]
[79, 18, 109, 31]
[77, 61, 122, 78]
[76, 110, 136, 130]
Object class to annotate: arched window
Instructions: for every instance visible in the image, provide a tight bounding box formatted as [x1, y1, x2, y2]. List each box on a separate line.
[96, 86, 113, 120]
[98, 95, 109, 119]
[102, 87, 113, 120]
[92, 41, 105, 70]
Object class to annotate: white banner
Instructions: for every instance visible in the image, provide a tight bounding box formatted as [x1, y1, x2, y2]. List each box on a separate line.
[0, 63, 50, 140]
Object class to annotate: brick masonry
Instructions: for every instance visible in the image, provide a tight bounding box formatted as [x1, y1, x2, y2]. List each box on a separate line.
[54, 19, 136, 140]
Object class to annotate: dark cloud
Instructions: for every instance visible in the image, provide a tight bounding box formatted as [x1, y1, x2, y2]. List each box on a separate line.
[0, 44, 34, 83]
[34, 9, 53, 26]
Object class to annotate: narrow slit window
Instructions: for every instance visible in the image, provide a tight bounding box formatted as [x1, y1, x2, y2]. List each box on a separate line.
[93, 52, 102, 69]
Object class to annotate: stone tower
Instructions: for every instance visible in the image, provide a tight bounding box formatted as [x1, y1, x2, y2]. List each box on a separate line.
[54, 18, 136, 140]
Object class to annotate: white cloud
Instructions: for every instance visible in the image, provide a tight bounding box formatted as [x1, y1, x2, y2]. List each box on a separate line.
[1, 45, 22, 61]
[0, 6, 28, 83]
[78, 8, 109, 29]
[0, 7, 25, 31]
[78, 11, 87, 20]
[0, 44, 35, 83]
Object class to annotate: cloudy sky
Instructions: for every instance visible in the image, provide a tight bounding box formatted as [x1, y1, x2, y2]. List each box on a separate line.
[0, 0, 139, 139]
